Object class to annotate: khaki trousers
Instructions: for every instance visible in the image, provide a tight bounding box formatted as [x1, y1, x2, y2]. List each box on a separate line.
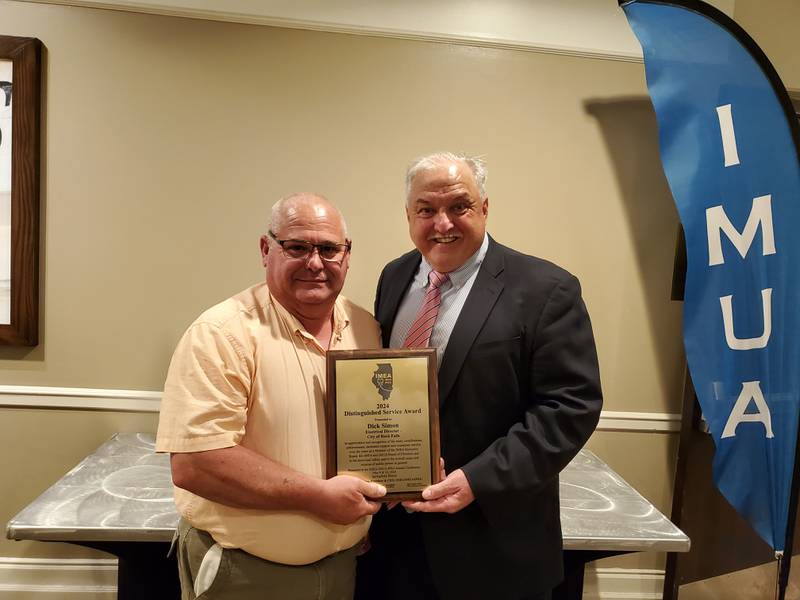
[175, 520, 358, 600]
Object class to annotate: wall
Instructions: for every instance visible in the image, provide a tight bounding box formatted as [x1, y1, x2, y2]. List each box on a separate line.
[735, 0, 800, 91]
[0, 0, 686, 595]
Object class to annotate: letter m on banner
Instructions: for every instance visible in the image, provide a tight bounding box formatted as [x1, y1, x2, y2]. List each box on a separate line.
[620, 0, 800, 554]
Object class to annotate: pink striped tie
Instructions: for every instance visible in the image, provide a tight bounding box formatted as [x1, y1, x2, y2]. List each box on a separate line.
[403, 270, 449, 348]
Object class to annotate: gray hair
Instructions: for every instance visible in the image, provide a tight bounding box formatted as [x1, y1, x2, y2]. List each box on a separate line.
[269, 192, 348, 238]
[405, 152, 487, 203]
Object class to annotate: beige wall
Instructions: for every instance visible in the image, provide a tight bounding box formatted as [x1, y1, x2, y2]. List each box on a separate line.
[0, 2, 685, 402]
[735, 0, 800, 91]
[0, 0, 685, 574]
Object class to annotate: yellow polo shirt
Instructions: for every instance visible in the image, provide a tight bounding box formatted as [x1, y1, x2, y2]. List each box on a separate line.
[155, 282, 381, 565]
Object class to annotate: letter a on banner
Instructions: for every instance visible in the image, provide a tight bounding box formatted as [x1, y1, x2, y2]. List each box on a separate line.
[620, 0, 800, 553]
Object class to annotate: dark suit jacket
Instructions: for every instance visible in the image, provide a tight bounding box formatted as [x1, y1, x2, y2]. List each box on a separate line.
[366, 237, 602, 599]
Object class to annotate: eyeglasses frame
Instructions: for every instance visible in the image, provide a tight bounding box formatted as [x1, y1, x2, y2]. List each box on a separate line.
[267, 230, 352, 264]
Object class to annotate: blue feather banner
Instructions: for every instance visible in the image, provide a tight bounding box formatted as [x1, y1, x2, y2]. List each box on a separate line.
[621, 0, 800, 552]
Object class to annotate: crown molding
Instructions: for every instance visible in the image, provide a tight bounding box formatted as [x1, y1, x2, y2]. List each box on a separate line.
[13, 0, 647, 63]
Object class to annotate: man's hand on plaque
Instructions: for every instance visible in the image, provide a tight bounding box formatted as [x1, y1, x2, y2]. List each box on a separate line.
[402, 468, 475, 514]
[389, 458, 447, 511]
[317, 475, 386, 524]
[370, 456, 445, 511]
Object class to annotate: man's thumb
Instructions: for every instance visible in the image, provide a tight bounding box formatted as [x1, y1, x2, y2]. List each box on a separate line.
[422, 479, 449, 500]
[362, 480, 387, 498]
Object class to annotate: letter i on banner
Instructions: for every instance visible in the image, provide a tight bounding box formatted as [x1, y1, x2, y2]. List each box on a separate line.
[621, 0, 800, 553]
[716, 104, 740, 167]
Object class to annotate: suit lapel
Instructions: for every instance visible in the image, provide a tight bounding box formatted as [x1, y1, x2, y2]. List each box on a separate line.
[377, 251, 421, 347]
[438, 239, 505, 407]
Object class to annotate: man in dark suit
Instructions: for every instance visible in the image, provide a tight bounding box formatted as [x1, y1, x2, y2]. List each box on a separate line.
[357, 152, 603, 600]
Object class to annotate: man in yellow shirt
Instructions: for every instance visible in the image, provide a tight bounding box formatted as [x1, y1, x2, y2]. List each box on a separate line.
[156, 193, 386, 600]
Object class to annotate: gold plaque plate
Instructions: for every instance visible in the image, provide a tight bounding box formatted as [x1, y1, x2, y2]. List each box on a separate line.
[326, 348, 441, 501]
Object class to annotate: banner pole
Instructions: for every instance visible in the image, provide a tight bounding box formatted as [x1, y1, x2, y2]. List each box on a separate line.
[778, 424, 800, 599]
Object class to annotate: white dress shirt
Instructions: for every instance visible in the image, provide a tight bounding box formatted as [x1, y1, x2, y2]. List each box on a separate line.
[389, 233, 489, 365]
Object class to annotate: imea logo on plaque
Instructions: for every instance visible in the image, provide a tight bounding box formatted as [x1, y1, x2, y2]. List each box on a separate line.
[371, 363, 393, 401]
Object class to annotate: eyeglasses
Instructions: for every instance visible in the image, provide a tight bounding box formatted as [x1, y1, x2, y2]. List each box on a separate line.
[268, 231, 352, 263]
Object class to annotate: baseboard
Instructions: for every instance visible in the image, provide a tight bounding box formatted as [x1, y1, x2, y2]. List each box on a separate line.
[0, 559, 663, 599]
[0, 558, 663, 598]
[0, 385, 681, 433]
[583, 567, 665, 600]
[0, 558, 117, 598]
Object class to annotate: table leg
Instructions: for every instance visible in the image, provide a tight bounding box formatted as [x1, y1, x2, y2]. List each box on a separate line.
[553, 550, 629, 600]
[77, 541, 180, 600]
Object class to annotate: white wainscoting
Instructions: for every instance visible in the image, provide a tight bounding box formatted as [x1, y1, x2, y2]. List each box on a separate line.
[0, 385, 162, 412]
[0, 384, 681, 433]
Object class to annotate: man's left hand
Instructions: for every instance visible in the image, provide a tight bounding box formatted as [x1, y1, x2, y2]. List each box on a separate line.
[402, 468, 474, 513]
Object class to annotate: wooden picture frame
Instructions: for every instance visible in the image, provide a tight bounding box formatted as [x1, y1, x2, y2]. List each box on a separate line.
[326, 348, 441, 501]
[0, 36, 41, 346]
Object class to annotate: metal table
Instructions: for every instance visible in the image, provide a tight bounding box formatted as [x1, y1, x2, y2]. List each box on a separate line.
[558, 449, 690, 598]
[6, 433, 179, 599]
[7, 433, 689, 599]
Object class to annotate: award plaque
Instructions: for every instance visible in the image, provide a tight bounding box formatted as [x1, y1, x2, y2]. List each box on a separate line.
[325, 348, 441, 501]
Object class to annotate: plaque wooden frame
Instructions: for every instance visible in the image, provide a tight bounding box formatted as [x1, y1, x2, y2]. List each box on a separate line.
[325, 348, 441, 501]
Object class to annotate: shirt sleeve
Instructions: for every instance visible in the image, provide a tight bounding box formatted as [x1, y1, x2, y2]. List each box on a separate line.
[155, 320, 252, 453]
